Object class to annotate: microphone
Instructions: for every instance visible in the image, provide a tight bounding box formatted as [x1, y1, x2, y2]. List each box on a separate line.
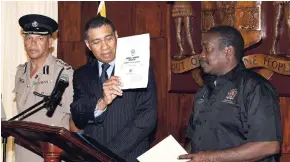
[46, 74, 69, 117]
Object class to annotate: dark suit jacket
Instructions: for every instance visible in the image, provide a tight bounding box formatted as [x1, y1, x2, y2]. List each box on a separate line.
[70, 59, 157, 162]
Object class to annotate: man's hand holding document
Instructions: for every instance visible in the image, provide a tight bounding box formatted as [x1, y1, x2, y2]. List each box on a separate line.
[115, 33, 150, 89]
[137, 135, 188, 162]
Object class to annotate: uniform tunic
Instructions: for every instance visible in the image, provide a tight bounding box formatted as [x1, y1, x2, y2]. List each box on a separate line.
[14, 54, 73, 162]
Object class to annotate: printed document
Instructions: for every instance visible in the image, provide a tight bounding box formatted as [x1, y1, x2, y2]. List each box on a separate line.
[115, 33, 150, 89]
[137, 135, 188, 162]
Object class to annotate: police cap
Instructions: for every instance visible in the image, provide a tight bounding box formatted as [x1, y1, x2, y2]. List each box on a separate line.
[19, 14, 58, 35]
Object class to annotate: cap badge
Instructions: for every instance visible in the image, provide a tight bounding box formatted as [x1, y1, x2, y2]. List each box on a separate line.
[32, 21, 38, 27]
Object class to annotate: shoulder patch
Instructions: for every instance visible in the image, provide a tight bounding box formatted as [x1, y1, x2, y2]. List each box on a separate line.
[56, 59, 72, 68]
[17, 62, 27, 69]
[17, 62, 28, 73]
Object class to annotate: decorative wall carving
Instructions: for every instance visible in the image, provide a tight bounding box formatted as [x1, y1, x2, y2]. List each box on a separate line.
[171, 1, 197, 59]
[202, 10, 215, 31]
[169, 2, 290, 96]
[271, 1, 290, 56]
[237, 7, 260, 30]
[216, 2, 236, 26]
[172, 54, 290, 76]
[201, 1, 262, 48]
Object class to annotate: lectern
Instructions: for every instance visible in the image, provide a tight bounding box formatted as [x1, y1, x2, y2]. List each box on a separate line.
[1, 121, 126, 162]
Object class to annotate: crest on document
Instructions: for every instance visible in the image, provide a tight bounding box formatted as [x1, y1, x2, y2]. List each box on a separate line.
[222, 89, 237, 104]
[131, 49, 136, 56]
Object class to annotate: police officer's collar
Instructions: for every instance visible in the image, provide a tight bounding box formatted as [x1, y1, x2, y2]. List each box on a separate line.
[30, 53, 54, 67]
[43, 54, 54, 66]
[26, 54, 54, 76]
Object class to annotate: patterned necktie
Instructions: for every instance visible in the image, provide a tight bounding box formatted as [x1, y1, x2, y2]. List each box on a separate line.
[100, 63, 110, 85]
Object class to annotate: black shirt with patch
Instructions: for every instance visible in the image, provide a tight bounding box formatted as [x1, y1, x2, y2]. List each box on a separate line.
[186, 63, 282, 162]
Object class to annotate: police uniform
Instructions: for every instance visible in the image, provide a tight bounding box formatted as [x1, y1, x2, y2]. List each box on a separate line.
[186, 63, 282, 162]
[14, 14, 73, 162]
[14, 54, 73, 127]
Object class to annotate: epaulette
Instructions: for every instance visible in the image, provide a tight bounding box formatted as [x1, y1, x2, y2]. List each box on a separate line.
[17, 62, 28, 74]
[56, 59, 72, 70]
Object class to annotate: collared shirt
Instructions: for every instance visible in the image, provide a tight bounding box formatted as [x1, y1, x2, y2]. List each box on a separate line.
[14, 54, 74, 129]
[98, 60, 115, 79]
[186, 63, 282, 162]
[94, 60, 115, 117]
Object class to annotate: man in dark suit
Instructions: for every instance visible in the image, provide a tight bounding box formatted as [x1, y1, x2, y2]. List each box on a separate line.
[70, 15, 157, 162]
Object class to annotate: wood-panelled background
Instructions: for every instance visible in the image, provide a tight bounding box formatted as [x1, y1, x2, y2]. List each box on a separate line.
[58, 1, 290, 161]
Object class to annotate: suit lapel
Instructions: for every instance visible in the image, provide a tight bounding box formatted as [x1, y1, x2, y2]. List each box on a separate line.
[88, 60, 103, 99]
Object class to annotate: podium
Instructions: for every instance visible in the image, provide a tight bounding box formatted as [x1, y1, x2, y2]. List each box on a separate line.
[1, 121, 126, 162]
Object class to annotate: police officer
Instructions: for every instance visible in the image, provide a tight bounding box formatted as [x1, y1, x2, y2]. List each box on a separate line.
[179, 26, 282, 162]
[14, 14, 73, 162]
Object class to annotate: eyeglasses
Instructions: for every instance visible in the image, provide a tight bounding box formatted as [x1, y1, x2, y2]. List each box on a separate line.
[89, 34, 116, 47]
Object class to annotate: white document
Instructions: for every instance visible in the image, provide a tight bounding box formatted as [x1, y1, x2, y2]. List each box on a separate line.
[115, 33, 150, 90]
[137, 135, 188, 162]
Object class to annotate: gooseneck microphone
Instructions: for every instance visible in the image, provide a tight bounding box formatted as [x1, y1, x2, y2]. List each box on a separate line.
[46, 74, 69, 117]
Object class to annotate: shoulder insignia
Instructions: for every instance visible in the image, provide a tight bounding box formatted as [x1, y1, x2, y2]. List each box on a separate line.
[17, 62, 28, 74]
[43, 65, 49, 75]
[56, 59, 72, 68]
[17, 62, 27, 69]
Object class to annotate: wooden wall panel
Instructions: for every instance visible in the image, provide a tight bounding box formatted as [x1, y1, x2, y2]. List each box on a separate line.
[106, 2, 135, 37]
[135, 2, 167, 38]
[280, 153, 290, 162]
[150, 38, 169, 145]
[280, 97, 290, 153]
[58, 42, 86, 69]
[80, 2, 99, 40]
[58, 2, 81, 42]
[167, 93, 194, 145]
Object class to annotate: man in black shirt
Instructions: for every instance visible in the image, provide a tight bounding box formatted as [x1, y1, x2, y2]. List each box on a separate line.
[179, 26, 282, 162]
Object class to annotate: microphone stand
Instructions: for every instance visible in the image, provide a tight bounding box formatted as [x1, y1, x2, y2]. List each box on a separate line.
[2, 92, 51, 162]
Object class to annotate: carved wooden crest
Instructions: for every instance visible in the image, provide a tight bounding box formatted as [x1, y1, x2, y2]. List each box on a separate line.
[201, 1, 262, 48]
[170, 2, 290, 95]
[172, 2, 263, 86]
